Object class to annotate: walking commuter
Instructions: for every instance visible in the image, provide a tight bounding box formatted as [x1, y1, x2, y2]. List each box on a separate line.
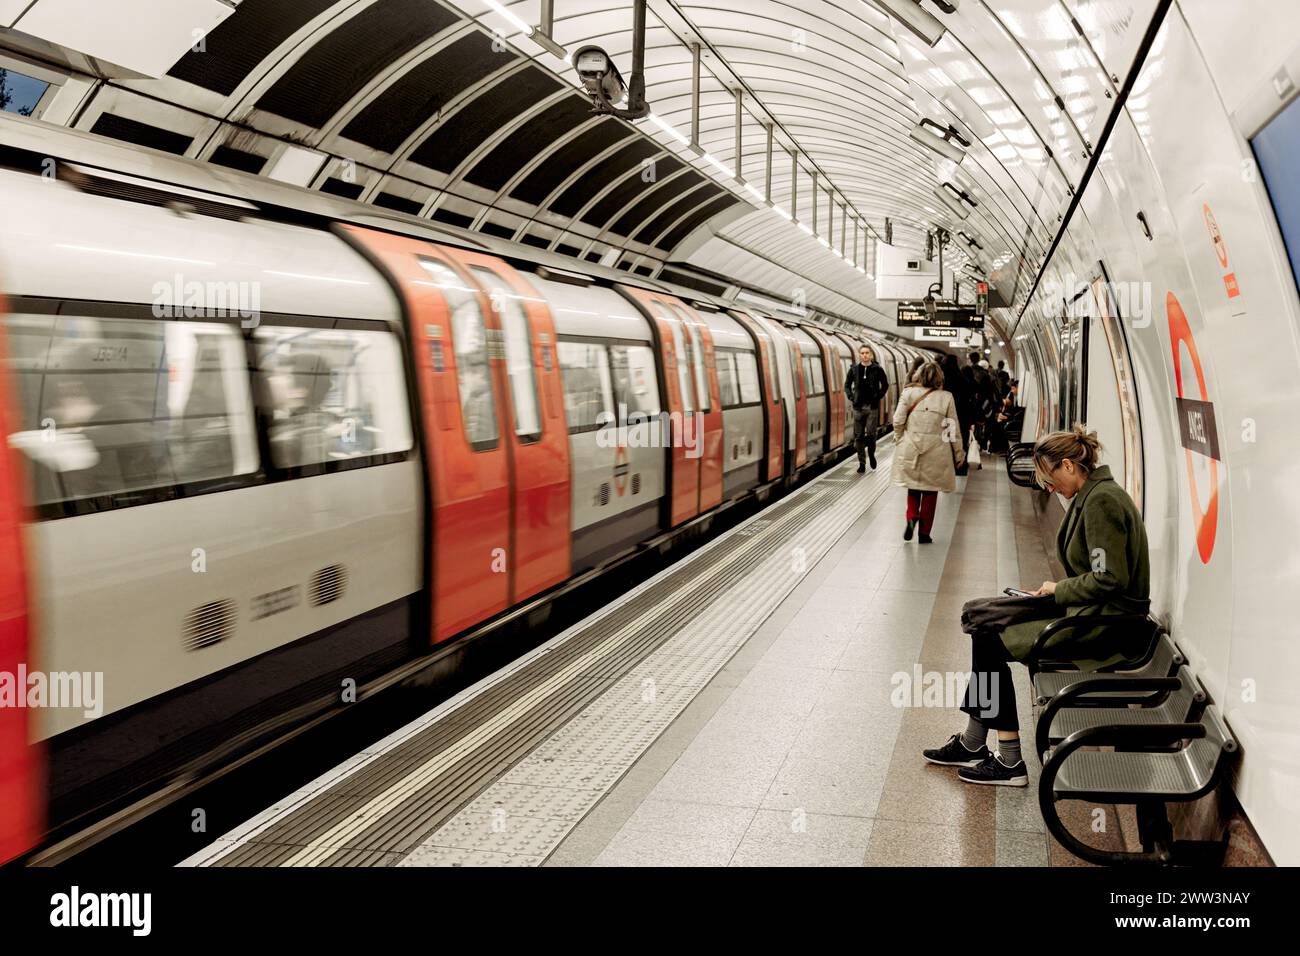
[940, 352, 973, 473]
[906, 354, 926, 385]
[962, 351, 994, 449]
[845, 344, 889, 473]
[994, 361, 1010, 402]
[891, 362, 965, 544]
[922, 426, 1151, 786]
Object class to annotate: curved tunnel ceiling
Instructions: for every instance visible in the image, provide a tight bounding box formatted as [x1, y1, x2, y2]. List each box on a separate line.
[1, 0, 1163, 334]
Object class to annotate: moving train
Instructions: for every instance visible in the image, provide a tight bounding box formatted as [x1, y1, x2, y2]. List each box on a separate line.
[0, 120, 929, 862]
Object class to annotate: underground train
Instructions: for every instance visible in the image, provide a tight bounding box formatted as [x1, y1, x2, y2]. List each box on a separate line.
[0, 121, 928, 862]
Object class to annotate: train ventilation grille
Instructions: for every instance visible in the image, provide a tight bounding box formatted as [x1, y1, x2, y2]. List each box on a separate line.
[184, 600, 237, 651]
[310, 565, 348, 607]
[631, 473, 641, 495]
[599, 483, 611, 506]
[58, 164, 256, 221]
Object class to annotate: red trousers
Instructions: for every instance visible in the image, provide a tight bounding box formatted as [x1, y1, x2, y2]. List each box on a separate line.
[906, 490, 938, 534]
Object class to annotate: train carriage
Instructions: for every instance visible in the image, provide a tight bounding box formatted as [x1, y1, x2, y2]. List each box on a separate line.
[0, 124, 917, 861]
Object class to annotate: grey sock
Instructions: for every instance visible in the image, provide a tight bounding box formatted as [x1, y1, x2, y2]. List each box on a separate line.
[960, 717, 987, 752]
[997, 736, 1022, 767]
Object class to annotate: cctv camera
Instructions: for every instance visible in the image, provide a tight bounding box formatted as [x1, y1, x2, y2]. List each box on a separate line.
[923, 295, 938, 320]
[573, 45, 627, 107]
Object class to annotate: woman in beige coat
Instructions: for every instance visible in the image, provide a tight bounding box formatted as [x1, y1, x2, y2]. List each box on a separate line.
[891, 362, 965, 543]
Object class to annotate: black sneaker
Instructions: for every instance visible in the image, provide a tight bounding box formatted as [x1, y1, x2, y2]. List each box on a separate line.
[903, 518, 916, 541]
[856, 463, 866, 473]
[958, 753, 1029, 787]
[922, 734, 990, 767]
[918, 532, 933, 544]
[869, 452, 877, 469]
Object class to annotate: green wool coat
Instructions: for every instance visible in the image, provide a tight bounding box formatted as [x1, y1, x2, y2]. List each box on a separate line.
[1001, 465, 1151, 670]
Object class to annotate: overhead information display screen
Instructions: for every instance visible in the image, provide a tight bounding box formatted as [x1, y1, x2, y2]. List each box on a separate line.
[896, 301, 985, 328]
[1251, 94, 1300, 298]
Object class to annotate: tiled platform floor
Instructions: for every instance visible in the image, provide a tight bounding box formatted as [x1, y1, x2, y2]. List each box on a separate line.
[549, 457, 1100, 866]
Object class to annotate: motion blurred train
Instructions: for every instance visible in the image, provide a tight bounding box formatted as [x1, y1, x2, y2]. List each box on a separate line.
[0, 119, 928, 862]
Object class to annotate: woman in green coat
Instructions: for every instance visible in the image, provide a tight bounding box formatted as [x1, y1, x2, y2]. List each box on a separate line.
[922, 425, 1151, 787]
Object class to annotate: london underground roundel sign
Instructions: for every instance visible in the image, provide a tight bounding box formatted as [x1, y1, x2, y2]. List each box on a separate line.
[1166, 292, 1219, 564]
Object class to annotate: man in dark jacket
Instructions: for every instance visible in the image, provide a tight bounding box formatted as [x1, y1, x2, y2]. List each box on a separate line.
[845, 344, 889, 472]
[962, 351, 994, 448]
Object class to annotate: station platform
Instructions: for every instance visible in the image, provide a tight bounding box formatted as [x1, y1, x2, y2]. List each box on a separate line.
[181, 446, 1101, 868]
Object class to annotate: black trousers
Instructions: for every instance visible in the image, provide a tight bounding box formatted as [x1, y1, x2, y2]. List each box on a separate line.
[852, 407, 878, 466]
[959, 629, 1020, 732]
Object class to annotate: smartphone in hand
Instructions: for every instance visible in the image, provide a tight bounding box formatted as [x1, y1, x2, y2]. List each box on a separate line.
[1003, 587, 1037, 598]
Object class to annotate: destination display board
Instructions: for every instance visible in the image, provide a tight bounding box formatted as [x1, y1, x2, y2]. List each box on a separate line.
[896, 301, 985, 328]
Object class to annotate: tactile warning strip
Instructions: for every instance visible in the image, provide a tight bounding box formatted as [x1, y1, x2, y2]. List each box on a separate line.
[186, 448, 892, 867]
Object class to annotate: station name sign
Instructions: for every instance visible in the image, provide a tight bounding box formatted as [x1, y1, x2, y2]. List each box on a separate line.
[896, 301, 985, 329]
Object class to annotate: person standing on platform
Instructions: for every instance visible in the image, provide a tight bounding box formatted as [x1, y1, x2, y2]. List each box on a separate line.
[963, 351, 994, 449]
[940, 352, 973, 474]
[891, 362, 964, 543]
[845, 344, 889, 473]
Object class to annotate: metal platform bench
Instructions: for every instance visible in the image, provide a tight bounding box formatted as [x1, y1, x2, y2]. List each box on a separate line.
[1030, 626, 1181, 706]
[1038, 704, 1238, 866]
[1034, 665, 1205, 760]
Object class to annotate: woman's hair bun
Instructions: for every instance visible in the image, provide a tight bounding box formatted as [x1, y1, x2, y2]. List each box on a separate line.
[1034, 423, 1103, 475]
[1071, 423, 1101, 456]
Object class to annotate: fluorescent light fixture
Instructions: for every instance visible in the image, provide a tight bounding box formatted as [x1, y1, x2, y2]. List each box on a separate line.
[532, 32, 567, 58]
[773, 205, 793, 220]
[934, 186, 970, 220]
[704, 153, 736, 178]
[934, 182, 977, 221]
[872, 0, 947, 47]
[910, 118, 970, 163]
[483, 0, 534, 36]
[743, 182, 765, 202]
[647, 112, 690, 146]
[798, 222, 814, 235]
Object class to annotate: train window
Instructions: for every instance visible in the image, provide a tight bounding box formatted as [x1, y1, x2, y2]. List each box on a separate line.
[3, 312, 258, 509]
[419, 258, 498, 448]
[800, 355, 825, 397]
[678, 315, 712, 414]
[787, 339, 802, 398]
[734, 350, 761, 404]
[609, 343, 659, 421]
[557, 340, 613, 432]
[715, 350, 740, 407]
[253, 325, 412, 469]
[665, 317, 696, 414]
[470, 266, 541, 441]
[766, 340, 780, 402]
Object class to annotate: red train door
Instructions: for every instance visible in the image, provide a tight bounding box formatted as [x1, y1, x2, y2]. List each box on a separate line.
[0, 295, 40, 864]
[728, 309, 783, 482]
[779, 324, 809, 468]
[618, 287, 699, 526]
[339, 225, 509, 643]
[438, 249, 570, 605]
[809, 328, 843, 450]
[669, 301, 723, 512]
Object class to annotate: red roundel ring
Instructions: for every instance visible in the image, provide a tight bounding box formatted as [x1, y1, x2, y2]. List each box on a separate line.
[1166, 291, 1218, 564]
